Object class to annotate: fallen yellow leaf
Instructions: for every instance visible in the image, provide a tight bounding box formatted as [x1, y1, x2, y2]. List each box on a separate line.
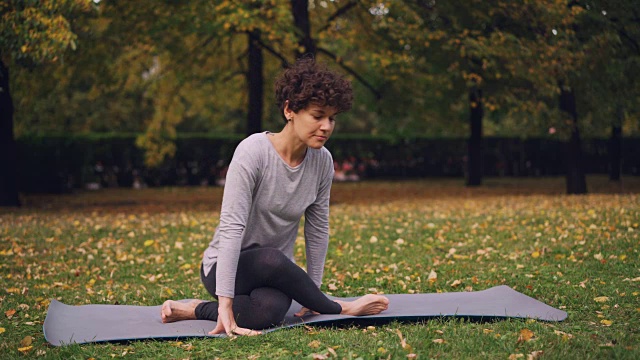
[553, 330, 574, 340]
[428, 270, 437, 282]
[518, 329, 535, 342]
[17, 346, 32, 354]
[144, 239, 155, 247]
[528, 350, 544, 360]
[308, 340, 321, 349]
[0, 327, 5, 334]
[20, 336, 33, 347]
[432, 338, 445, 344]
[600, 319, 613, 326]
[594, 296, 609, 303]
[395, 329, 412, 351]
[531, 251, 540, 259]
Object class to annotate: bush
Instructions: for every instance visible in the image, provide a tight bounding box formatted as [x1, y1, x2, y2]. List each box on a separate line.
[16, 133, 640, 193]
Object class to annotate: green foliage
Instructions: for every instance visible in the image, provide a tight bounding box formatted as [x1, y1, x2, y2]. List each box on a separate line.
[0, 0, 92, 63]
[5, 0, 640, 166]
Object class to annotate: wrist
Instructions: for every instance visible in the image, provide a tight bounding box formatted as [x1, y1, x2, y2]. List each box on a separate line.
[218, 296, 234, 310]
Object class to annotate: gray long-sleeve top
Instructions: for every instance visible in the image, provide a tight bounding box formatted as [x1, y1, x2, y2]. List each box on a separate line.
[201, 132, 334, 298]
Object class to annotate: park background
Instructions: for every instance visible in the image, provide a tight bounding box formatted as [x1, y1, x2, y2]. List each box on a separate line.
[1, 1, 639, 359]
[1, 0, 640, 205]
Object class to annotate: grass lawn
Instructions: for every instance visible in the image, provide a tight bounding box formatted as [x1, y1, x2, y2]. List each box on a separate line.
[1, 176, 639, 359]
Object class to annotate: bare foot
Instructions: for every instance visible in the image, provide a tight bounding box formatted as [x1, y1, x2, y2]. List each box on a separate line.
[161, 300, 202, 323]
[336, 294, 389, 316]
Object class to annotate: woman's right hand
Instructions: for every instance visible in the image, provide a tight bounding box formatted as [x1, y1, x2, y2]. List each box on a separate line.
[208, 296, 262, 336]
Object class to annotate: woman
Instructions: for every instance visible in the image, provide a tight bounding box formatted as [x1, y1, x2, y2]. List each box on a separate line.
[161, 57, 389, 336]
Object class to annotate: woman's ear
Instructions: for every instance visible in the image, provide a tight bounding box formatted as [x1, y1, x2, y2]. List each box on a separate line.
[283, 100, 294, 121]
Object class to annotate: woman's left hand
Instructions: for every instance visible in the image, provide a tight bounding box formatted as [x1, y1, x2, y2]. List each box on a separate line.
[294, 307, 319, 317]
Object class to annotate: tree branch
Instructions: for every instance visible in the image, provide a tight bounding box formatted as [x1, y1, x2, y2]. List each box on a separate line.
[316, 47, 381, 99]
[317, 0, 359, 34]
[251, 35, 291, 67]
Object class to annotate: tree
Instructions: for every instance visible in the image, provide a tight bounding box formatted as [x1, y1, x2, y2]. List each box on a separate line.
[573, 0, 640, 181]
[386, 0, 591, 191]
[0, 0, 91, 206]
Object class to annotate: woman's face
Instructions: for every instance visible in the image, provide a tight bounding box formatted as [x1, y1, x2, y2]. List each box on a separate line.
[286, 103, 337, 149]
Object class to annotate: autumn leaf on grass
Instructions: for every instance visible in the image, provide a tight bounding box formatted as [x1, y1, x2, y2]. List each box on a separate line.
[17, 346, 32, 354]
[517, 329, 535, 343]
[553, 330, 574, 340]
[450, 279, 462, 288]
[395, 329, 412, 352]
[308, 340, 321, 349]
[5, 309, 16, 319]
[600, 319, 613, 326]
[428, 270, 437, 283]
[528, 351, 544, 360]
[594, 296, 609, 303]
[0, 327, 5, 334]
[18, 336, 34, 354]
[432, 338, 445, 344]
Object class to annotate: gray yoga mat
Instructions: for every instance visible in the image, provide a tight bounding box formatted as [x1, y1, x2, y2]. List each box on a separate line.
[43, 285, 567, 346]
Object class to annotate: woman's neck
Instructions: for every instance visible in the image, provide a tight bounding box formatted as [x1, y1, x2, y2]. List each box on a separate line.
[268, 125, 307, 167]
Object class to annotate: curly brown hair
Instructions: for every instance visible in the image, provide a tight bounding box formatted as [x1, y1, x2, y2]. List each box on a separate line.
[274, 57, 353, 123]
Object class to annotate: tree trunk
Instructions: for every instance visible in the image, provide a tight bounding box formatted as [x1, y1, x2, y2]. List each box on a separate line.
[291, 0, 316, 58]
[608, 107, 623, 181]
[559, 84, 587, 194]
[466, 85, 483, 186]
[0, 58, 20, 207]
[246, 30, 263, 136]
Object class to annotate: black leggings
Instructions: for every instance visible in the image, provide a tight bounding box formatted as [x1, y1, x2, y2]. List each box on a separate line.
[195, 247, 342, 329]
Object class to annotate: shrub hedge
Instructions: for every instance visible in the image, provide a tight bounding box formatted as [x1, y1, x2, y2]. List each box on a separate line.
[15, 133, 640, 193]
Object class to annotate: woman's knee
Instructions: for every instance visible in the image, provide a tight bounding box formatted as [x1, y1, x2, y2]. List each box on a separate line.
[244, 247, 290, 273]
[234, 288, 291, 329]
